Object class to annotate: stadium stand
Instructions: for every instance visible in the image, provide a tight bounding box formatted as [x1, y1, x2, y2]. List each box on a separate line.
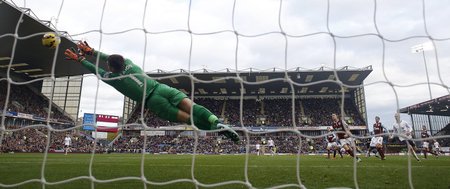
[125, 98, 366, 128]
[0, 81, 74, 124]
[1, 125, 95, 153]
[434, 123, 450, 148]
[1, 75, 373, 155]
[109, 135, 329, 155]
[1, 2, 373, 154]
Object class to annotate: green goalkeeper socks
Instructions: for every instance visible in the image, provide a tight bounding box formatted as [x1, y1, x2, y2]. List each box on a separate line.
[189, 104, 219, 130]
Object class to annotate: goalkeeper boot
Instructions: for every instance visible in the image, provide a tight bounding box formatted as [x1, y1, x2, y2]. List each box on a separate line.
[216, 123, 240, 143]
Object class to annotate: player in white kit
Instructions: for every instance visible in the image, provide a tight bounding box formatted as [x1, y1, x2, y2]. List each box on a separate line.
[64, 135, 72, 155]
[267, 138, 275, 156]
[420, 125, 437, 159]
[326, 127, 343, 159]
[366, 135, 379, 157]
[255, 142, 261, 156]
[391, 113, 419, 161]
[432, 140, 441, 157]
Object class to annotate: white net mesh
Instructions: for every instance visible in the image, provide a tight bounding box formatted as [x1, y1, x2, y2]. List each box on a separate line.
[1, 0, 450, 188]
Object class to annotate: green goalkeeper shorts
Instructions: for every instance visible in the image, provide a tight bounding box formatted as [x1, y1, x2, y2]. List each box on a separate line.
[145, 83, 188, 122]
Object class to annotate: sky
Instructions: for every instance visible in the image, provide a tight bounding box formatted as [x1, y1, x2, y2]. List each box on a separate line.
[8, 0, 450, 130]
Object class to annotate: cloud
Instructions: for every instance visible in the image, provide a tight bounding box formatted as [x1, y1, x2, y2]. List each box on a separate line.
[78, 75, 123, 116]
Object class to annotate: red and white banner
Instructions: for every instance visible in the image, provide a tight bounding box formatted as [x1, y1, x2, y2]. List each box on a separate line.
[96, 114, 119, 123]
[97, 126, 119, 133]
[96, 120, 119, 133]
[87, 113, 120, 139]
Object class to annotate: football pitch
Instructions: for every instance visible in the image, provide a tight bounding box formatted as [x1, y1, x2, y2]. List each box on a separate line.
[0, 153, 449, 189]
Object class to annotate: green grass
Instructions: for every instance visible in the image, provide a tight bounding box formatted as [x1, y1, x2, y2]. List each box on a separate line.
[0, 153, 449, 189]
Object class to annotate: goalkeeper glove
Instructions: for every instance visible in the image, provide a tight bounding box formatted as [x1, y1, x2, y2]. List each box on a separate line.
[77, 41, 94, 55]
[64, 48, 86, 62]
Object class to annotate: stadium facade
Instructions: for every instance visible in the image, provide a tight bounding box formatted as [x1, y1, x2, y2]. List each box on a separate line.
[400, 95, 450, 137]
[1, 1, 112, 125]
[124, 67, 372, 137]
[2, 0, 373, 138]
[41, 76, 83, 120]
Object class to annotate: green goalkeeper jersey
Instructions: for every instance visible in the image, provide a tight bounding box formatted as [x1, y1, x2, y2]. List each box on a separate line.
[80, 51, 158, 102]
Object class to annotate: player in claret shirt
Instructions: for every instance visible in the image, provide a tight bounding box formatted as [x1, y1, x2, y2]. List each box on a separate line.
[420, 125, 437, 159]
[325, 127, 343, 159]
[370, 116, 388, 160]
[331, 113, 361, 162]
[64, 41, 239, 142]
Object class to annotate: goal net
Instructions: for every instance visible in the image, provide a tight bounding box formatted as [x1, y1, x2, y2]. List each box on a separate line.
[1, 0, 449, 188]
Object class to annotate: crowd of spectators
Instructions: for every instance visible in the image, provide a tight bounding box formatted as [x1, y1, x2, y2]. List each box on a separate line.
[0, 82, 73, 122]
[2, 79, 448, 155]
[2, 122, 449, 154]
[109, 134, 330, 154]
[0, 125, 97, 153]
[126, 107, 177, 127]
[302, 98, 337, 126]
[126, 97, 366, 127]
[263, 99, 294, 127]
[224, 99, 260, 126]
[1, 122, 333, 154]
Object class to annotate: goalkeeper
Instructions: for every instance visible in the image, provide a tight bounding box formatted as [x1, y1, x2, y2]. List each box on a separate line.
[64, 41, 239, 142]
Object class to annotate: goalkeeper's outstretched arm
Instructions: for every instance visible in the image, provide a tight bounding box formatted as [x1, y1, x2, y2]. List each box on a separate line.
[64, 47, 108, 77]
[78, 41, 110, 62]
[76, 41, 139, 75]
[65, 41, 240, 142]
